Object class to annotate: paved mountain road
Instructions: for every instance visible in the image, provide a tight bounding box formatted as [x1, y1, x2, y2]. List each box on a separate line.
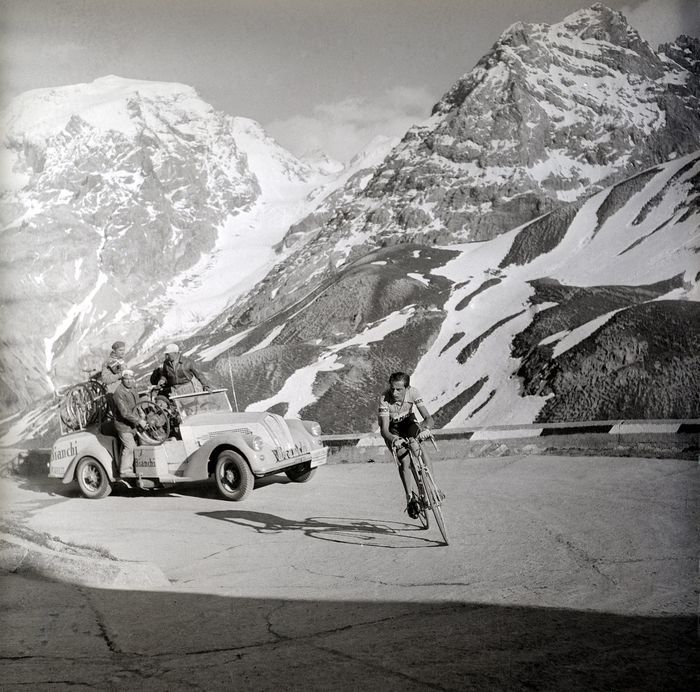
[1, 454, 698, 690]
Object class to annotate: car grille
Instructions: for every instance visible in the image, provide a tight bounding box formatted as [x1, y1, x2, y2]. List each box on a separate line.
[263, 414, 295, 451]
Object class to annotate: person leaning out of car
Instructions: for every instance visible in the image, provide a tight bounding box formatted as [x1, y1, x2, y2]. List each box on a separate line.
[150, 343, 210, 397]
[111, 369, 147, 477]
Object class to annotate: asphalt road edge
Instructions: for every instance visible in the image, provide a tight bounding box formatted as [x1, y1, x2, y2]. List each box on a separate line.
[0, 528, 171, 590]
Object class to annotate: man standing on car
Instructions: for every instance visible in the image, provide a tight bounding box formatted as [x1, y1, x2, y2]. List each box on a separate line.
[101, 340, 127, 394]
[112, 369, 147, 477]
[151, 343, 209, 396]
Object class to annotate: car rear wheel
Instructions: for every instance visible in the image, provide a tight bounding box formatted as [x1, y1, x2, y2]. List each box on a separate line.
[215, 450, 254, 501]
[76, 456, 112, 499]
[285, 462, 316, 483]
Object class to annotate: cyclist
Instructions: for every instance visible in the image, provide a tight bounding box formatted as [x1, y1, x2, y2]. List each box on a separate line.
[378, 371, 435, 519]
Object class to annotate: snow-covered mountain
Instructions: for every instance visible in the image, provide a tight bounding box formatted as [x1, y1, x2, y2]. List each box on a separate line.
[218, 5, 700, 333]
[1, 4, 699, 446]
[172, 4, 700, 432]
[6, 148, 696, 446]
[177, 150, 698, 433]
[0, 76, 351, 415]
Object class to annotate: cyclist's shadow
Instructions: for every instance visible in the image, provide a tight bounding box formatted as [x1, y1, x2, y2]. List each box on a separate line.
[197, 510, 441, 548]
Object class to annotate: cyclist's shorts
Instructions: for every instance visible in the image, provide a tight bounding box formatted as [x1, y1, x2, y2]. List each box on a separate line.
[388, 415, 421, 444]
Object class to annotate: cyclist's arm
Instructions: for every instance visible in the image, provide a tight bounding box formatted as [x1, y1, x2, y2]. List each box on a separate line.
[416, 402, 434, 431]
[378, 409, 403, 447]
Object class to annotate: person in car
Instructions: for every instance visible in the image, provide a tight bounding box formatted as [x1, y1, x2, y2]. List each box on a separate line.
[100, 340, 126, 393]
[150, 343, 209, 397]
[378, 371, 436, 519]
[112, 369, 147, 477]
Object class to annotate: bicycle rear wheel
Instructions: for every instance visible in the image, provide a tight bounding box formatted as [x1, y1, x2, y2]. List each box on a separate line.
[423, 466, 449, 545]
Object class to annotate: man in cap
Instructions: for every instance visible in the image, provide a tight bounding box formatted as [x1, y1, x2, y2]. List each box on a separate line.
[101, 340, 127, 394]
[111, 369, 147, 477]
[150, 343, 209, 397]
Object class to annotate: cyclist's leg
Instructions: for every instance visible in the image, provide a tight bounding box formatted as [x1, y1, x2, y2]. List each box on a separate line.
[404, 420, 445, 501]
[403, 419, 436, 474]
[397, 450, 414, 504]
[389, 420, 415, 506]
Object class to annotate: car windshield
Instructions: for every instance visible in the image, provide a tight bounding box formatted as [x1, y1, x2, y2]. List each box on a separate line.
[171, 389, 232, 418]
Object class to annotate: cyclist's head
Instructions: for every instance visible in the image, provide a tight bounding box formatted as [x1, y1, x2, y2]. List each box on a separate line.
[389, 372, 410, 387]
[121, 369, 136, 387]
[111, 340, 126, 356]
[389, 372, 410, 398]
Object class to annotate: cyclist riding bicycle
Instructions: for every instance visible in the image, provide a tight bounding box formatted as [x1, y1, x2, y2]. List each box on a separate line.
[378, 371, 435, 519]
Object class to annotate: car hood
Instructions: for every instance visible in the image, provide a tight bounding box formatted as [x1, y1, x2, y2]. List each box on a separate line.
[185, 411, 302, 449]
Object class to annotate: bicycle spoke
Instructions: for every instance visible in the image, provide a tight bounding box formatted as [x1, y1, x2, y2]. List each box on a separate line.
[423, 466, 449, 545]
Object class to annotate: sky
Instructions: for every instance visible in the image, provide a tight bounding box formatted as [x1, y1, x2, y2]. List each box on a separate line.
[1, 0, 698, 162]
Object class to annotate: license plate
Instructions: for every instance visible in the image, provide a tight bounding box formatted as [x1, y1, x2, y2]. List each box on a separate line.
[272, 442, 307, 462]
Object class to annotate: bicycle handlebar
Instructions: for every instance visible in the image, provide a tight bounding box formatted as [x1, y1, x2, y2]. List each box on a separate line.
[392, 430, 439, 452]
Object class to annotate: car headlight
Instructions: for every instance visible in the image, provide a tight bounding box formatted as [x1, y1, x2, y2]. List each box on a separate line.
[251, 435, 264, 451]
[308, 423, 321, 436]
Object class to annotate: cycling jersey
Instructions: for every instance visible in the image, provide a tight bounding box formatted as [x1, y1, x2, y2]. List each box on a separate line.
[378, 386, 424, 423]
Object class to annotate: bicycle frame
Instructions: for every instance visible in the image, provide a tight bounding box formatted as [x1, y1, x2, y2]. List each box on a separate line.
[392, 433, 449, 545]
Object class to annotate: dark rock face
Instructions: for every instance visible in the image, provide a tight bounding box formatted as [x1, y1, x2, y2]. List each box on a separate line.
[530, 301, 700, 421]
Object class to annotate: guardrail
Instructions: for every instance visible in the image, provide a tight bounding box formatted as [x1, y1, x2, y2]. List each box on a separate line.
[1, 419, 697, 476]
[320, 419, 700, 463]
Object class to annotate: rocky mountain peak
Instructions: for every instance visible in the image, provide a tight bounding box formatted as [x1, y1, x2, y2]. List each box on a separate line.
[211, 4, 700, 348]
[659, 35, 700, 76]
[563, 3, 630, 40]
[0, 77, 342, 414]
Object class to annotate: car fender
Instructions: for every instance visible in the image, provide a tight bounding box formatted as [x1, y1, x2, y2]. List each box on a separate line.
[186, 433, 255, 475]
[50, 430, 117, 484]
[65, 449, 116, 484]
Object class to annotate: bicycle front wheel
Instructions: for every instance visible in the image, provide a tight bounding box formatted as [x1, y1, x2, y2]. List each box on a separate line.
[410, 460, 429, 530]
[423, 466, 449, 545]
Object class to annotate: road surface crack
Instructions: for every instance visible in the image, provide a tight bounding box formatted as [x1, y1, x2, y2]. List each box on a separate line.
[549, 531, 619, 585]
[79, 586, 119, 654]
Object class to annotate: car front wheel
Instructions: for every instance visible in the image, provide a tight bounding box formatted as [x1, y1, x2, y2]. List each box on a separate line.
[214, 450, 254, 501]
[76, 456, 112, 499]
[285, 462, 316, 483]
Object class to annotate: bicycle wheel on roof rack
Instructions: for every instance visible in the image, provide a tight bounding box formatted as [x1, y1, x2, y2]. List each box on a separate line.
[60, 382, 101, 431]
[59, 388, 82, 431]
[84, 379, 108, 424]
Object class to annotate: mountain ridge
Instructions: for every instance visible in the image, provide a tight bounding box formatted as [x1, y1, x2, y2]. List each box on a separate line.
[1, 5, 699, 445]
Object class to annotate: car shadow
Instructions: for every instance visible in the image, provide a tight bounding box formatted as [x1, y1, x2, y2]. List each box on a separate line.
[13, 474, 294, 501]
[197, 509, 442, 548]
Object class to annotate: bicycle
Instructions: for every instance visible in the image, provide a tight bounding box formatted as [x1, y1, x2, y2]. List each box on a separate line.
[58, 373, 171, 445]
[392, 431, 449, 545]
[133, 385, 176, 445]
[58, 373, 108, 432]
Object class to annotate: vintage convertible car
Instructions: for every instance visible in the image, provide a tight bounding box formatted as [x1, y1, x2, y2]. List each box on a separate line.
[49, 388, 328, 500]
